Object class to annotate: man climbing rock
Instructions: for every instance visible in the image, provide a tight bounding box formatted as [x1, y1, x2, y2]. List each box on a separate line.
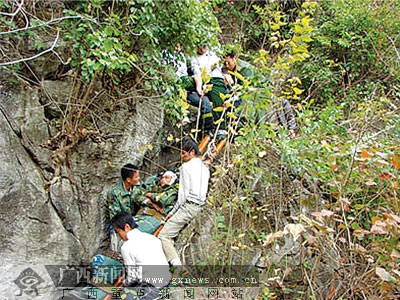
[158, 137, 210, 269]
[162, 44, 214, 135]
[189, 43, 228, 135]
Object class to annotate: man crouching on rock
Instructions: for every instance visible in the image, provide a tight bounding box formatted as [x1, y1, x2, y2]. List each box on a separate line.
[111, 211, 171, 299]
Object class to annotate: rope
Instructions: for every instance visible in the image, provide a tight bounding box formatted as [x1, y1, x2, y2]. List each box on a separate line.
[194, 96, 203, 141]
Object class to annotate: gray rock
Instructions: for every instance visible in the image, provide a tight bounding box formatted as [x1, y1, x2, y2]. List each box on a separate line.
[0, 79, 164, 296]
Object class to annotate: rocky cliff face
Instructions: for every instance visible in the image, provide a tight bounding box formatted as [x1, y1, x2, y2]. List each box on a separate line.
[0, 79, 164, 298]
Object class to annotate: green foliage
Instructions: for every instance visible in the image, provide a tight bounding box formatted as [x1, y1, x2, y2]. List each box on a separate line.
[214, 0, 308, 50]
[210, 1, 399, 297]
[301, 0, 400, 103]
[62, 0, 220, 86]
[161, 89, 189, 126]
[1, 0, 399, 297]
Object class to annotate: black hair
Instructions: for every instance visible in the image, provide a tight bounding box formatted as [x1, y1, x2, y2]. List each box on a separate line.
[225, 50, 236, 58]
[110, 211, 138, 230]
[121, 163, 138, 181]
[181, 136, 200, 156]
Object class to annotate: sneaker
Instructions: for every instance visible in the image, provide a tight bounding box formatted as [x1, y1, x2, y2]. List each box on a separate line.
[216, 130, 228, 140]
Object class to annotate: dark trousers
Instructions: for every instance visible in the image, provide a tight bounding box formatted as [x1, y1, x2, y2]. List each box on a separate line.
[187, 92, 214, 131]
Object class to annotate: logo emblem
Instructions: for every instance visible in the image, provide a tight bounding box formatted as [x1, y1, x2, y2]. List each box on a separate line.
[13, 267, 44, 296]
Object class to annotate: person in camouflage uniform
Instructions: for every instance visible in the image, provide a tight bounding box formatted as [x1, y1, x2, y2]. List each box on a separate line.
[224, 51, 297, 138]
[135, 171, 178, 234]
[224, 50, 258, 87]
[107, 163, 145, 250]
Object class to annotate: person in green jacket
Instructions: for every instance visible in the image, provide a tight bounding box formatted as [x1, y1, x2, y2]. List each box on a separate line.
[224, 50, 257, 87]
[107, 163, 145, 250]
[224, 51, 297, 138]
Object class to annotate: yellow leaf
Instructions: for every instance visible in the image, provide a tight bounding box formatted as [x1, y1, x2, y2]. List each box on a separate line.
[290, 77, 302, 84]
[226, 112, 237, 120]
[301, 16, 311, 26]
[292, 35, 302, 43]
[232, 155, 243, 164]
[200, 66, 211, 83]
[294, 24, 304, 34]
[303, 24, 313, 33]
[213, 106, 225, 112]
[224, 101, 235, 109]
[179, 89, 187, 100]
[303, 35, 313, 42]
[293, 87, 304, 95]
[220, 93, 231, 101]
[228, 70, 249, 86]
[167, 134, 174, 141]
[259, 49, 267, 56]
[270, 22, 280, 31]
[203, 84, 213, 93]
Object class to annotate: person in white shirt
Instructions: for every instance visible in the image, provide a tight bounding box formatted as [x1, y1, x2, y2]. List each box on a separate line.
[111, 211, 171, 299]
[162, 44, 215, 135]
[158, 137, 210, 267]
[190, 44, 229, 135]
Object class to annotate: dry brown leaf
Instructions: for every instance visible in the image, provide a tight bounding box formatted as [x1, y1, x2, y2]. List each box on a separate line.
[263, 231, 283, 247]
[370, 220, 388, 234]
[361, 149, 374, 158]
[311, 209, 334, 218]
[390, 249, 400, 260]
[283, 223, 306, 241]
[376, 267, 396, 282]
